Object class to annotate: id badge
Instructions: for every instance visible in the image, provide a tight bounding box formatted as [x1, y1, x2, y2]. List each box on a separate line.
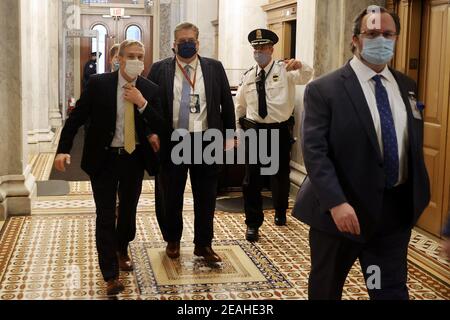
[408, 94, 422, 120]
[189, 94, 200, 114]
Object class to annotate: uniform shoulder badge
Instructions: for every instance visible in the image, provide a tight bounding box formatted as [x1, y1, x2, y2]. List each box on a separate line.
[243, 66, 255, 76]
[239, 66, 255, 86]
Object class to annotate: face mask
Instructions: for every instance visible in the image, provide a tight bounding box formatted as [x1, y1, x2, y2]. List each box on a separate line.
[361, 36, 395, 65]
[254, 51, 271, 66]
[124, 59, 144, 79]
[112, 62, 120, 72]
[177, 41, 197, 59]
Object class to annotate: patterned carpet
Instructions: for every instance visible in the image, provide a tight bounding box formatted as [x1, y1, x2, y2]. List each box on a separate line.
[0, 181, 449, 300]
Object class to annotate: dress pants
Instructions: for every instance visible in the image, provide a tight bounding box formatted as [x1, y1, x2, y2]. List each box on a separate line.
[308, 183, 412, 300]
[155, 132, 219, 247]
[90, 148, 144, 281]
[243, 126, 292, 228]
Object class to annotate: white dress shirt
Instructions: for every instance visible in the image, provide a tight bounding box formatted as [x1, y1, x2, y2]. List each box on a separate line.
[110, 72, 146, 147]
[350, 56, 409, 185]
[173, 56, 208, 132]
[235, 59, 313, 128]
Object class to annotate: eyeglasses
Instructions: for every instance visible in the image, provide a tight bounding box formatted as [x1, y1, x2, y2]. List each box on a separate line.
[359, 30, 398, 39]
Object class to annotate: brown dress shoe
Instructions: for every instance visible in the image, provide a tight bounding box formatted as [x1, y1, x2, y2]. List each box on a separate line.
[117, 253, 134, 272]
[106, 278, 125, 295]
[166, 241, 180, 259]
[194, 246, 222, 263]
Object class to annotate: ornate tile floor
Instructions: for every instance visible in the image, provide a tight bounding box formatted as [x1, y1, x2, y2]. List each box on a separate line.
[0, 180, 449, 300]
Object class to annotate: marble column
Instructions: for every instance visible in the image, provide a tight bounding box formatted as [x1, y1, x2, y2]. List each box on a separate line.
[48, 0, 62, 128]
[218, 0, 269, 87]
[0, 0, 36, 220]
[27, 0, 55, 156]
[289, 0, 386, 193]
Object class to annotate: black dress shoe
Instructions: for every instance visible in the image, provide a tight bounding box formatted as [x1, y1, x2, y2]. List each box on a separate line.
[274, 212, 287, 226]
[193, 246, 222, 263]
[166, 241, 180, 259]
[246, 227, 259, 242]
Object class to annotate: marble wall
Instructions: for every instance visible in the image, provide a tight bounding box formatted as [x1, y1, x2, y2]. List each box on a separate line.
[160, 0, 175, 59]
[218, 0, 269, 87]
[158, 0, 218, 61]
[313, 0, 386, 77]
[61, 0, 80, 107]
[182, 0, 218, 59]
[289, 0, 386, 192]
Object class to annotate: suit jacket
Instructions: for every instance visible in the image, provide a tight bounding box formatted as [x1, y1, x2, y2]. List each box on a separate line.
[57, 71, 165, 177]
[293, 62, 430, 242]
[147, 56, 235, 162]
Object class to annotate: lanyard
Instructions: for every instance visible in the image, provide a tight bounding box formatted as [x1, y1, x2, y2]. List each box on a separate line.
[256, 61, 275, 83]
[176, 58, 198, 91]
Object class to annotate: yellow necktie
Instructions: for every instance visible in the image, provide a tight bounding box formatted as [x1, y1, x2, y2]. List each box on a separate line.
[124, 86, 136, 154]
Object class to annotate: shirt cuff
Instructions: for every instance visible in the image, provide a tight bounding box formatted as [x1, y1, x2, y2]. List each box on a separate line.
[137, 100, 148, 113]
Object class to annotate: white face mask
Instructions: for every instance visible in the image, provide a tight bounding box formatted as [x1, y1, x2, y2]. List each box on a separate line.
[124, 59, 144, 79]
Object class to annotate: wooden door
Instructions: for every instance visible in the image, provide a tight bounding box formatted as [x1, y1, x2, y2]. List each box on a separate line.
[417, 0, 450, 236]
[393, 0, 450, 237]
[80, 14, 153, 90]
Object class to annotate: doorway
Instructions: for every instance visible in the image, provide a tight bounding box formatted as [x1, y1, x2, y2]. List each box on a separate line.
[392, 0, 450, 237]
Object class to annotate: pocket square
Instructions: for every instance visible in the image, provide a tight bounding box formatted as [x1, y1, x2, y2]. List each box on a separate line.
[416, 101, 425, 112]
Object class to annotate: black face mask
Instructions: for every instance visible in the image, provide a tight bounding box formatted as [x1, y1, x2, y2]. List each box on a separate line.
[177, 41, 197, 59]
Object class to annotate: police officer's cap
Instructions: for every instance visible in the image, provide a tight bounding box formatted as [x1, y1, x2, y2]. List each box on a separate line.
[90, 52, 102, 57]
[248, 29, 278, 46]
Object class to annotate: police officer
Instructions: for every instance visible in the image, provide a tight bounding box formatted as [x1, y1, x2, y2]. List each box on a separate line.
[83, 52, 102, 90]
[235, 28, 313, 242]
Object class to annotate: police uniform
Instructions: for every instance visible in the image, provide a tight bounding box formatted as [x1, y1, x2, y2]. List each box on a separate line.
[83, 52, 101, 90]
[235, 29, 313, 238]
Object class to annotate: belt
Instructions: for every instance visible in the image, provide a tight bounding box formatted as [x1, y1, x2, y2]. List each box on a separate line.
[109, 147, 129, 155]
[240, 117, 294, 130]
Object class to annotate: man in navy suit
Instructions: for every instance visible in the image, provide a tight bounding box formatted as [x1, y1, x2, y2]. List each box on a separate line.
[148, 22, 235, 263]
[55, 40, 164, 295]
[293, 6, 430, 299]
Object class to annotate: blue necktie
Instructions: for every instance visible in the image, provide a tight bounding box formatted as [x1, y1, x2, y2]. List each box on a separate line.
[178, 65, 191, 129]
[372, 75, 399, 188]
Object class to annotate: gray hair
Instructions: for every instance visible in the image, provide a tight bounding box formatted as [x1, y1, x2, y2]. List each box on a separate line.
[118, 40, 145, 56]
[174, 22, 199, 40]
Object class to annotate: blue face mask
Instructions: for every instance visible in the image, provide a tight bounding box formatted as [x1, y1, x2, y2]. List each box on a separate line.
[177, 41, 197, 59]
[254, 51, 272, 66]
[361, 36, 395, 65]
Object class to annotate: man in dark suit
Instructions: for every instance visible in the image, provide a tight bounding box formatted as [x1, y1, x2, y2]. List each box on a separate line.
[54, 40, 164, 295]
[293, 6, 430, 300]
[147, 22, 235, 263]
